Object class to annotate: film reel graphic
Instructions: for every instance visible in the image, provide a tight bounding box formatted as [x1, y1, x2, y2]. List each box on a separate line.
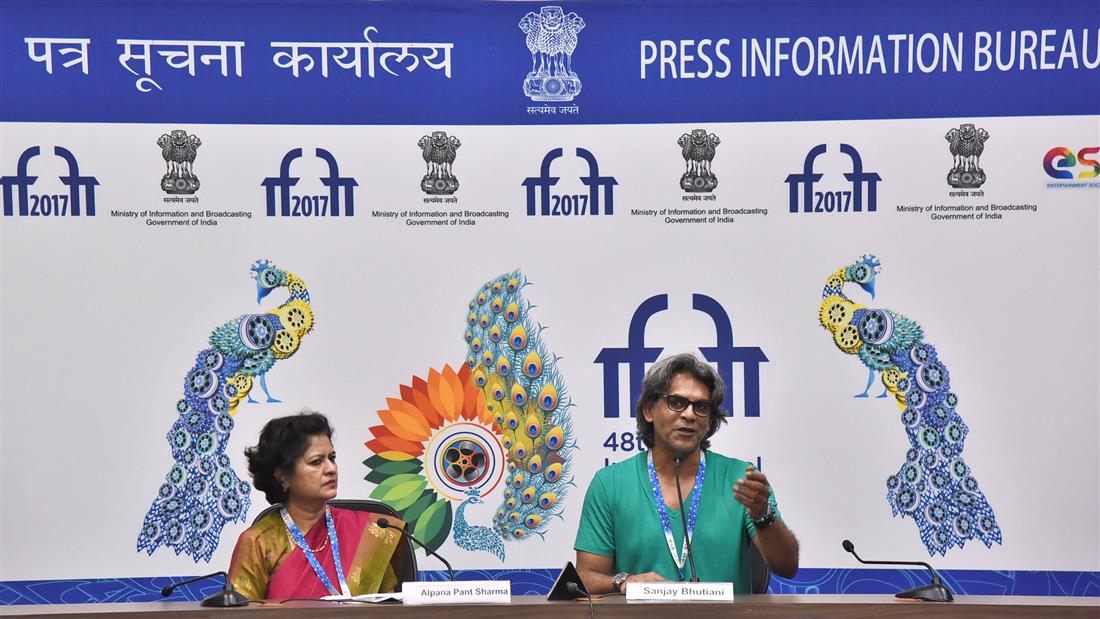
[423, 422, 506, 501]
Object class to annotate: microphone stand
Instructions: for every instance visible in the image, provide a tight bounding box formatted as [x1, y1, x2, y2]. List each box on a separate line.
[160, 571, 249, 607]
[567, 581, 595, 619]
[378, 517, 455, 582]
[673, 455, 700, 583]
[842, 540, 953, 602]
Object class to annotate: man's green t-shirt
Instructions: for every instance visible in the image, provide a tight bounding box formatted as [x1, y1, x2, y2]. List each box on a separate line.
[574, 451, 780, 594]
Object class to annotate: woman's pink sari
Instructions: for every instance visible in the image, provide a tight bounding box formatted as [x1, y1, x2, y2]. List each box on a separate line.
[228, 507, 404, 600]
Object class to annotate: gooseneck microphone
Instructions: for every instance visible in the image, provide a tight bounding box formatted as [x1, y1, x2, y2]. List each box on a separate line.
[842, 539, 953, 602]
[160, 571, 249, 607]
[673, 455, 700, 583]
[567, 581, 595, 619]
[378, 517, 455, 582]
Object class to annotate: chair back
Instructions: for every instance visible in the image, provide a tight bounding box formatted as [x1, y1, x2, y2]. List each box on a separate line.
[252, 499, 418, 590]
[748, 541, 771, 594]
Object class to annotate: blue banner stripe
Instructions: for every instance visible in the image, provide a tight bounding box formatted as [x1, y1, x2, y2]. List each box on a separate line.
[2, 1, 1098, 125]
[3, 569, 1099, 604]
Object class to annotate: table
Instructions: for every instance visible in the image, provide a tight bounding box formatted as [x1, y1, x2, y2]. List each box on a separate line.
[2, 594, 1098, 618]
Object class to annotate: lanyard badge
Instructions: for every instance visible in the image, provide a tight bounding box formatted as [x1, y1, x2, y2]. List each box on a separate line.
[280, 505, 351, 597]
[647, 452, 706, 581]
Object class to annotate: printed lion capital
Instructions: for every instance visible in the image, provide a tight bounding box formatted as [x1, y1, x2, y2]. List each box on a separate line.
[520, 6, 585, 102]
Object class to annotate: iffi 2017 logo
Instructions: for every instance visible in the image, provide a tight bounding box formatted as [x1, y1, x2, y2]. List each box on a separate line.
[594, 294, 768, 419]
[523, 147, 618, 216]
[520, 6, 585, 101]
[2, 146, 99, 217]
[786, 144, 881, 214]
[261, 148, 358, 217]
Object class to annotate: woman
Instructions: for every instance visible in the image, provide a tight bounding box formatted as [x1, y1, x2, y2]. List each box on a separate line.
[228, 410, 406, 599]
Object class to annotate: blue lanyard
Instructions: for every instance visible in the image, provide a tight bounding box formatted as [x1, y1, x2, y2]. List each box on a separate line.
[648, 451, 706, 581]
[280, 505, 350, 597]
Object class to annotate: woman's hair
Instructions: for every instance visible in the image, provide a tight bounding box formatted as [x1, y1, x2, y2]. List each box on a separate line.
[635, 353, 728, 451]
[244, 409, 334, 505]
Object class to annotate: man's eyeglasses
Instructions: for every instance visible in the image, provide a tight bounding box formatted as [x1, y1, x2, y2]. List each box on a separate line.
[658, 393, 713, 417]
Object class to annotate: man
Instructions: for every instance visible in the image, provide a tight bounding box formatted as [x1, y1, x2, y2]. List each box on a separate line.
[575, 353, 799, 594]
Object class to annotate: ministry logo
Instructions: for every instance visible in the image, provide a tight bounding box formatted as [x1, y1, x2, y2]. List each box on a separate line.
[519, 6, 585, 102]
[945, 124, 989, 189]
[418, 131, 461, 195]
[678, 129, 720, 193]
[157, 130, 202, 195]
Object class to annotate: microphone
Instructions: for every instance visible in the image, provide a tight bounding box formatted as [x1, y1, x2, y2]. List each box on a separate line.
[567, 581, 595, 619]
[160, 571, 249, 607]
[378, 517, 455, 582]
[841, 539, 953, 602]
[673, 455, 700, 582]
[547, 560, 589, 601]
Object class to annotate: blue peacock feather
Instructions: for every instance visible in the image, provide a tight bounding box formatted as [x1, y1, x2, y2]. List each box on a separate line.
[464, 270, 575, 548]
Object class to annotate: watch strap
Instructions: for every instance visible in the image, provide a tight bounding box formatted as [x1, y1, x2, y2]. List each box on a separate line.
[752, 505, 776, 529]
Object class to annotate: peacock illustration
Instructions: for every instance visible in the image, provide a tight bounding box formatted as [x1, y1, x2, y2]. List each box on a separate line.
[136, 259, 315, 562]
[818, 255, 1002, 555]
[364, 270, 575, 560]
[454, 491, 505, 560]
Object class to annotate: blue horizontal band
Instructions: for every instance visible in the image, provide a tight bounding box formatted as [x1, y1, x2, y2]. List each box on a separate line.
[3, 569, 1098, 604]
[3, 1, 1097, 125]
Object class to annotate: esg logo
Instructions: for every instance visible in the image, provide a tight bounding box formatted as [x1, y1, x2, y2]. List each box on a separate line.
[1043, 147, 1099, 179]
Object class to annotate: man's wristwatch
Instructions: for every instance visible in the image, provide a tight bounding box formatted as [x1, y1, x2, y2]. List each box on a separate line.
[751, 505, 776, 530]
[611, 572, 630, 593]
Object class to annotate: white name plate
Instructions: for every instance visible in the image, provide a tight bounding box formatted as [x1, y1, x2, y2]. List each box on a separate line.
[626, 581, 734, 602]
[402, 580, 511, 605]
